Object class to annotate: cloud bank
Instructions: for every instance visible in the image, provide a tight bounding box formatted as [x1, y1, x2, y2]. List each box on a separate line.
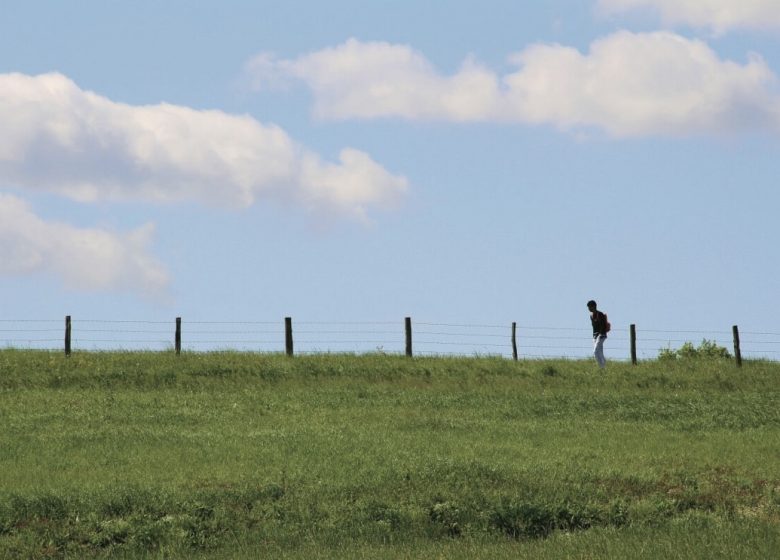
[0, 194, 168, 298]
[0, 72, 408, 297]
[0, 72, 408, 221]
[597, 0, 780, 33]
[247, 33, 780, 137]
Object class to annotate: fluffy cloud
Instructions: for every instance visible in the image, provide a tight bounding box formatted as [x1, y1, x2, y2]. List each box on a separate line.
[247, 40, 502, 121]
[0, 194, 168, 298]
[504, 31, 778, 136]
[0, 72, 407, 221]
[247, 33, 780, 137]
[597, 0, 780, 33]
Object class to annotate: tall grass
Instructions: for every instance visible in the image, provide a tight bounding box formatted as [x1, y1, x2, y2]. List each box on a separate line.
[0, 350, 778, 558]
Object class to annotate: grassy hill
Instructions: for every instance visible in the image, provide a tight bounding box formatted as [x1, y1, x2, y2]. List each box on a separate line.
[0, 350, 778, 558]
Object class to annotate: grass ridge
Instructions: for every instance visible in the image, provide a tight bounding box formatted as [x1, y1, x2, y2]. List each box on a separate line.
[0, 350, 778, 558]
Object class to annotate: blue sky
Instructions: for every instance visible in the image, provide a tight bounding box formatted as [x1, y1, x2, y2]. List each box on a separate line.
[1, 0, 779, 359]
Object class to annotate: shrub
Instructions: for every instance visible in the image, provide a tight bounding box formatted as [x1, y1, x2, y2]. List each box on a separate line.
[658, 340, 731, 361]
[429, 501, 462, 537]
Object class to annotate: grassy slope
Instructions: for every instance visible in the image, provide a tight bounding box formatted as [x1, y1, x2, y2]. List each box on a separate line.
[0, 351, 778, 558]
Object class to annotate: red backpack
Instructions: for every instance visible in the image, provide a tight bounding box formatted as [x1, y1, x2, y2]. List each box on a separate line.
[603, 313, 611, 333]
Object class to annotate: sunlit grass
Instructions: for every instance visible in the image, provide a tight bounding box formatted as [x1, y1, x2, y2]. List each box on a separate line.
[0, 350, 778, 558]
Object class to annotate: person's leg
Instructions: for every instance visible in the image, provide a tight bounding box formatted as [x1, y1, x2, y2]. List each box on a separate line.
[593, 335, 606, 368]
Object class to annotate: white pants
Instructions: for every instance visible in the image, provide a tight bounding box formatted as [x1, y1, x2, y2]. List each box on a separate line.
[593, 335, 606, 368]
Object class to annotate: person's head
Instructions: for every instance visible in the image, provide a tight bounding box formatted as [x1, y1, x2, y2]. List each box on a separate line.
[587, 300, 597, 312]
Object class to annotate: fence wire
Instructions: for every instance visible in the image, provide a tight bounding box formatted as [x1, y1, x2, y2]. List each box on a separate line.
[293, 321, 404, 355]
[0, 318, 778, 361]
[0, 320, 63, 349]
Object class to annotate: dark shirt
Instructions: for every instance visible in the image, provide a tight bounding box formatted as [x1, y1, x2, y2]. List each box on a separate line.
[591, 311, 608, 338]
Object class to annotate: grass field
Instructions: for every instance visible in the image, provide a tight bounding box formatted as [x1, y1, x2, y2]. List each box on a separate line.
[0, 350, 778, 558]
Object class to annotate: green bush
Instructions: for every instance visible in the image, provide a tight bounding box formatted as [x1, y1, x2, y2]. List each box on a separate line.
[658, 339, 731, 361]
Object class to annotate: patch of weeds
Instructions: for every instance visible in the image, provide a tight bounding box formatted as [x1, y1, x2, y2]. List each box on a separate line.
[490, 501, 558, 539]
[489, 500, 604, 540]
[658, 340, 731, 361]
[429, 500, 462, 537]
[10, 493, 69, 522]
[363, 501, 404, 532]
[130, 517, 169, 551]
[655, 470, 757, 516]
[606, 499, 631, 527]
[181, 508, 224, 550]
[90, 518, 130, 548]
[627, 497, 677, 525]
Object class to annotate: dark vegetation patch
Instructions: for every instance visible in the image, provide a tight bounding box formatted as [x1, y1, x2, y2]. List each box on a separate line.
[4, 459, 779, 557]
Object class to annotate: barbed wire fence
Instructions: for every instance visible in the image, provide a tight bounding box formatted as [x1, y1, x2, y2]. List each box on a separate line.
[1, 317, 779, 364]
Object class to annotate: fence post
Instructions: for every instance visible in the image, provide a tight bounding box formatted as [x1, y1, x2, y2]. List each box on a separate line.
[64, 315, 71, 356]
[732, 325, 742, 367]
[175, 317, 181, 355]
[285, 317, 294, 357]
[630, 324, 637, 365]
[405, 317, 412, 357]
[511, 322, 518, 361]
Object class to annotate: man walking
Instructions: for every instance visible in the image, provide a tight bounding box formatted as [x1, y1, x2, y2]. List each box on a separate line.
[587, 300, 608, 369]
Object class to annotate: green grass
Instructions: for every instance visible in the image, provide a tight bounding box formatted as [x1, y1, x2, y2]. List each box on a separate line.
[0, 350, 778, 558]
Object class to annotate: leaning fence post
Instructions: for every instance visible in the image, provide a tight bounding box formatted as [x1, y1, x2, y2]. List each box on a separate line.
[511, 322, 518, 361]
[405, 317, 412, 357]
[732, 325, 742, 367]
[175, 317, 182, 355]
[285, 317, 294, 357]
[64, 315, 72, 356]
[630, 324, 637, 365]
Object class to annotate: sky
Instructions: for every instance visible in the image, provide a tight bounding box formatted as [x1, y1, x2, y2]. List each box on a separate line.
[1, 0, 779, 359]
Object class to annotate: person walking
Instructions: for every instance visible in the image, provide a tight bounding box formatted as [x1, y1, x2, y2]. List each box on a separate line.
[587, 300, 609, 369]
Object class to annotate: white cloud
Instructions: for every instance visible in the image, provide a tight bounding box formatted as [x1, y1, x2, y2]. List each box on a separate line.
[597, 0, 780, 33]
[247, 33, 780, 137]
[0, 194, 169, 298]
[504, 31, 779, 136]
[0, 72, 408, 221]
[248, 40, 502, 122]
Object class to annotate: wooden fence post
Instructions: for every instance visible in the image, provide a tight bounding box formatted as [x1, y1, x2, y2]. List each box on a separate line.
[175, 317, 181, 355]
[732, 325, 742, 367]
[64, 315, 71, 356]
[285, 317, 294, 357]
[405, 317, 412, 358]
[511, 322, 518, 361]
[630, 324, 637, 365]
